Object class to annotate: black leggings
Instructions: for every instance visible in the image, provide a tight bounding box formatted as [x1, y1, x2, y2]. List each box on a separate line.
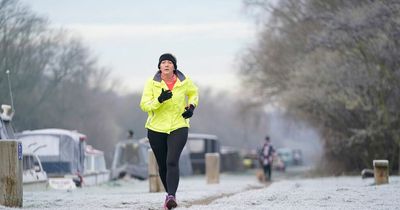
[148, 127, 188, 196]
[263, 164, 272, 181]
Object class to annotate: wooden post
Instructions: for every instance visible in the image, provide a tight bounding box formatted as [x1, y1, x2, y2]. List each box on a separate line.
[0, 140, 23, 207]
[206, 153, 220, 184]
[373, 160, 389, 185]
[148, 149, 164, 192]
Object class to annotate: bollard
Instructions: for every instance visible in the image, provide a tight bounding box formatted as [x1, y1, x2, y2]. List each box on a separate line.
[373, 160, 389, 185]
[205, 153, 220, 184]
[0, 140, 23, 207]
[148, 149, 164, 192]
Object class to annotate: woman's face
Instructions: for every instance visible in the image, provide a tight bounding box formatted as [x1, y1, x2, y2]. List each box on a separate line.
[160, 60, 174, 75]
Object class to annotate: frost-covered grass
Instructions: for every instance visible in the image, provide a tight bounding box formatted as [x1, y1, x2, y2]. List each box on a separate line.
[1, 173, 399, 210]
[184, 176, 400, 210]
[1, 173, 262, 210]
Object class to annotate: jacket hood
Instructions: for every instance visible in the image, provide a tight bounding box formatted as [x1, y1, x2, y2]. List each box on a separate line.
[153, 69, 186, 82]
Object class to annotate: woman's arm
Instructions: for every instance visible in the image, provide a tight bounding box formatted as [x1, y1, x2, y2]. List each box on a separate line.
[186, 78, 199, 107]
[140, 79, 162, 112]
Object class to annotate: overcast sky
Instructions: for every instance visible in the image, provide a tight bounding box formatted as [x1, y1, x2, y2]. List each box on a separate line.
[20, 0, 257, 94]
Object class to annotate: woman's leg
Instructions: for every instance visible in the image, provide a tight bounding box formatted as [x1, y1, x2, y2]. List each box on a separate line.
[166, 127, 188, 196]
[148, 129, 168, 192]
[266, 164, 271, 181]
[262, 165, 268, 181]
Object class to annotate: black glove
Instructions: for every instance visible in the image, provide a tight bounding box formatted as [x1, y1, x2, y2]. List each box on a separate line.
[182, 104, 195, 119]
[158, 88, 172, 103]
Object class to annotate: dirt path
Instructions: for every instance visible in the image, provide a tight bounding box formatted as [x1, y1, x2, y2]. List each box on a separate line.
[182, 166, 311, 208]
[182, 183, 270, 208]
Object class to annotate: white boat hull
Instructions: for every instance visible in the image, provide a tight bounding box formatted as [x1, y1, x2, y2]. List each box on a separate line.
[23, 180, 48, 191]
[82, 171, 110, 186]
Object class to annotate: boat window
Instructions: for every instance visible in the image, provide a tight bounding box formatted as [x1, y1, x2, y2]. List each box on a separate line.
[18, 134, 60, 156]
[0, 120, 5, 139]
[187, 139, 205, 153]
[95, 155, 106, 171]
[3, 121, 15, 139]
[23, 155, 34, 170]
[124, 143, 141, 164]
[140, 146, 149, 163]
[85, 156, 94, 171]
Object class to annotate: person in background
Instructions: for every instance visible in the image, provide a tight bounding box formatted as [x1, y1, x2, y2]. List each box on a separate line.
[140, 53, 199, 210]
[127, 130, 134, 139]
[259, 136, 275, 181]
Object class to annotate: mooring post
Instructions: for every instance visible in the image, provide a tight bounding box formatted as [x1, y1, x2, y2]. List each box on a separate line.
[373, 160, 389, 185]
[0, 140, 23, 207]
[206, 153, 220, 184]
[148, 149, 164, 192]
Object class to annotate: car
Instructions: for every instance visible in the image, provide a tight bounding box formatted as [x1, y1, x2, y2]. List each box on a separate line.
[186, 133, 220, 174]
[292, 149, 303, 165]
[242, 149, 260, 169]
[276, 148, 294, 166]
[272, 154, 286, 172]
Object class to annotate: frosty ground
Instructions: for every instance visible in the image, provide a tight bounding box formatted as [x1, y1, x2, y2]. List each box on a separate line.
[1, 169, 399, 210]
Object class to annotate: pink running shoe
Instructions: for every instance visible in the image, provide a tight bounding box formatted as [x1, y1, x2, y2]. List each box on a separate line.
[164, 195, 177, 210]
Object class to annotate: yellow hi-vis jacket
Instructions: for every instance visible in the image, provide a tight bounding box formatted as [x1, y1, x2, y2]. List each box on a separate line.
[140, 70, 199, 134]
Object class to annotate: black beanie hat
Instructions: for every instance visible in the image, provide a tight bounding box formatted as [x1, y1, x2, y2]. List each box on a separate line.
[158, 53, 177, 69]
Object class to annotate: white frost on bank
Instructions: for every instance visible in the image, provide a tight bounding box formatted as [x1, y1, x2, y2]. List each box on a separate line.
[184, 176, 400, 210]
[0, 174, 262, 210]
[0, 174, 399, 210]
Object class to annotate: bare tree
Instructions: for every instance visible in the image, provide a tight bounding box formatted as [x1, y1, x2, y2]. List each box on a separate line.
[242, 0, 400, 173]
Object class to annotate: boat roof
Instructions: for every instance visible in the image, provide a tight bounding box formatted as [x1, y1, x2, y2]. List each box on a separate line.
[19, 128, 86, 142]
[85, 145, 104, 155]
[188, 133, 218, 140]
[116, 137, 150, 147]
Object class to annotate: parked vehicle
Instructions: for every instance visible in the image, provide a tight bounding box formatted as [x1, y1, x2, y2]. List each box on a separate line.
[220, 146, 244, 172]
[272, 155, 286, 172]
[292, 149, 303, 165]
[186, 133, 220, 174]
[242, 149, 260, 169]
[276, 148, 303, 167]
[16, 128, 87, 188]
[176, 142, 193, 177]
[111, 137, 193, 180]
[276, 148, 294, 166]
